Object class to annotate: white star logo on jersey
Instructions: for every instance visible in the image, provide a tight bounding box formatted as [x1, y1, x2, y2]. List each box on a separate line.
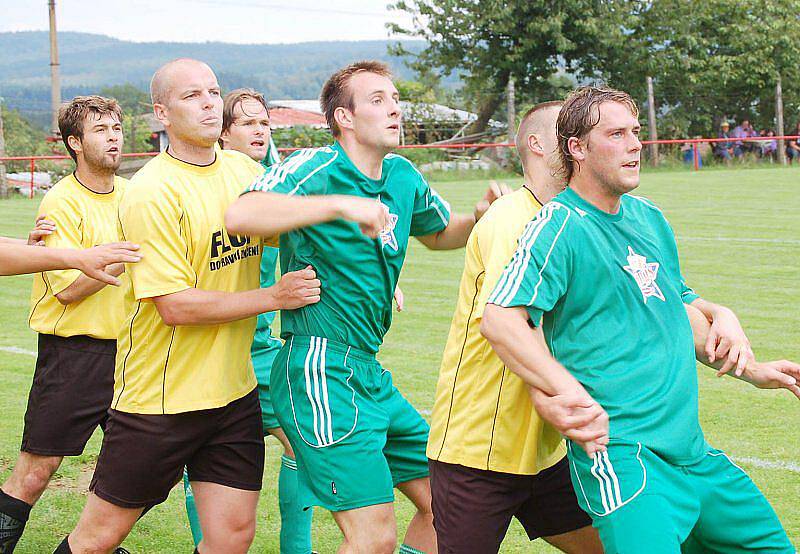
[377, 197, 399, 251]
[622, 246, 665, 303]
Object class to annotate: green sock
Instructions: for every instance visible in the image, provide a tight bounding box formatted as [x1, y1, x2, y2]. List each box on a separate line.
[279, 455, 313, 554]
[183, 469, 203, 546]
[399, 544, 426, 554]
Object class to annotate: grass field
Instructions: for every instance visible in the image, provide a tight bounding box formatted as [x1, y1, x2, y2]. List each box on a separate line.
[1, 165, 799, 552]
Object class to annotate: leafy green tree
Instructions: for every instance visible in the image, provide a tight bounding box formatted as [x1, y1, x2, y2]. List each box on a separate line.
[388, 0, 617, 131]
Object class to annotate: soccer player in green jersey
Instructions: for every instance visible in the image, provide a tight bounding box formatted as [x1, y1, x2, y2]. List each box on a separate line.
[226, 60, 507, 554]
[481, 85, 800, 553]
[181, 87, 316, 554]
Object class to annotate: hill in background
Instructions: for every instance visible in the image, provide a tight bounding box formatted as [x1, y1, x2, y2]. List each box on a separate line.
[0, 31, 434, 128]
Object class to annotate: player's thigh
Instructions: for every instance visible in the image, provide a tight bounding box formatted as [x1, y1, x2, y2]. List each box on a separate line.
[683, 449, 793, 554]
[381, 374, 430, 487]
[514, 457, 598, 552]
[71, 492, 144, 550]
[332, 501, 397, 549]
[266, 425, 295, 458]
[429, 459, 527, 554]
[191, 481, 259, 540]
[271, 336, 394, 512]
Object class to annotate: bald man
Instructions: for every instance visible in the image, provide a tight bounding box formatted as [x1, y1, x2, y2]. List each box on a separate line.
[426, 101, 604, 553]
[53, 59, 321, 554]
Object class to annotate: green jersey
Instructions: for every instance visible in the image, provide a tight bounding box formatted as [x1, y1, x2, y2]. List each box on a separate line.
[489, 187, 706, 464]
[246, 141, 451, 353]
[251, 137, 282, 354]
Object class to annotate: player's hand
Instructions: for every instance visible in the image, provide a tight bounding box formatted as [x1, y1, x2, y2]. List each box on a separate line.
[393, 285, 404, 312]
[274, 265, 321, 309]
[707, 307, 754, 377]
[71, 242, 142, 286]
[740, 360, 800, 400]
[473, 180, 512, 222]
[27, 215, 56, 246]
[334, 196, 389, 239]
[529, 388, 609, 455]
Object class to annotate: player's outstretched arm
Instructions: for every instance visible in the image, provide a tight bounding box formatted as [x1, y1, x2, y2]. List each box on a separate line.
[417, 181, 512, 251]
[0, 242, 141, 284]
[481, 303, 609, 454]
[226, 191, 388, 240]
[152, 266, 320, 326]
[686, 303, 800, 399]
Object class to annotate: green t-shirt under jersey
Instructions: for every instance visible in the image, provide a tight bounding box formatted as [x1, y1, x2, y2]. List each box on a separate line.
[489, 187, 707, 464]
[246, 141, 451, 354]
[252, 138, 282, 355]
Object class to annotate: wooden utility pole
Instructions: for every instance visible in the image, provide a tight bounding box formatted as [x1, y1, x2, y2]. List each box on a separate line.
[646, 76, 659, 167]
[0, 100, 8, 198]
[506, 75, 516, 144]
[776, 75, 786, 165]
[49, 0, 61, 135]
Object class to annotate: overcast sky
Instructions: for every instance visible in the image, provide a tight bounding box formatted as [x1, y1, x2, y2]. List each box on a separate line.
[0, 0, 419, 44]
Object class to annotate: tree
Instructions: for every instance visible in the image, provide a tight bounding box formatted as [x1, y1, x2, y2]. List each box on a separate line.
[388, 0, 620, 131]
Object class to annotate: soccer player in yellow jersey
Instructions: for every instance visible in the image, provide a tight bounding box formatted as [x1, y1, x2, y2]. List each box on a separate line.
[54, 59, 320, 554]
[0, 96, 138, 554]
[427, 101, 604, 553]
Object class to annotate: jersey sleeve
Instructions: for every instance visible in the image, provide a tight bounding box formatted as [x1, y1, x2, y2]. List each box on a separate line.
[245, 148, 329, 197]
[410, 171, 451, 236]
[40, 194, 82, 294]
[473, 213, 522, 321]
[487, 203, 573, 325]
[119, 187, 195, 300]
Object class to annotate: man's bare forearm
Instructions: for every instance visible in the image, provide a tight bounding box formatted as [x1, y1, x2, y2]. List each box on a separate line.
[416, 213, 476, 250]
[55, 263, 125, 305]
[226, 191, 341, 238]
[153, 287, 281, 327]
[0, 236, 26, 245]
[480, 304, 585, 395]
[0, 243, 75, 276]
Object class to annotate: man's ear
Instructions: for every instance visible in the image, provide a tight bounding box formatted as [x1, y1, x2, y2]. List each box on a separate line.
[153, 103, 170, 128]
[67, 135, 82, 156]
[568, 136, 586, 162]
[526, 133, 545, 157]
[334, 106, 354, 133]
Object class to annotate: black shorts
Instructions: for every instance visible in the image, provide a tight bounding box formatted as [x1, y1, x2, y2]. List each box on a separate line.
[21, 333, 116, 456]
[90, 388, 265, 509]
[429, 457, 592, 553]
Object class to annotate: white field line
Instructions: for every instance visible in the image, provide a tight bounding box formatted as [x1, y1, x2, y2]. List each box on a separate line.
[733, 457, 800, 474]
[1, 345, 798, 473]
[0, 346, 36, 357]
[677, 235, 800, 246]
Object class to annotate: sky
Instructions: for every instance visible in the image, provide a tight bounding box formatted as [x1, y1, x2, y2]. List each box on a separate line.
[0, 0, 420, 44]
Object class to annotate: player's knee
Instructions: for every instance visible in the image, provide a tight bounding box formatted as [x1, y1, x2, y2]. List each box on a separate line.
[72, 527, 127, 554]
[348, 525, 396, 554]
[205, 516, 256, 553]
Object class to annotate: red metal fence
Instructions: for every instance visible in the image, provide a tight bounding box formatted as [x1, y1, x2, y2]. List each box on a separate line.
[2, 135, 798, 198]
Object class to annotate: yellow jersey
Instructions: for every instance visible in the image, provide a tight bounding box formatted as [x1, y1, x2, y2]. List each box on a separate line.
[29, 174, 130, 340]
[112, 150, 264, 414]
[427, 186, 566, 475]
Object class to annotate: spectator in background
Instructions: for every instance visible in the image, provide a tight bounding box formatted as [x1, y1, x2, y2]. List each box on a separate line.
[761, 129, 778, 161]
[786, 121, 800, 164]
[732, 119, 758, 153]
[715, 121, 741, 163]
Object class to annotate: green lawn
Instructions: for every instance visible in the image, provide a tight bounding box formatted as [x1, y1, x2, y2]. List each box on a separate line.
[1, 165, 799, 552]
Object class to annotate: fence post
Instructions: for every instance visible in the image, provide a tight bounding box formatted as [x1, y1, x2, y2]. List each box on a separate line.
[29, 158, 35, 198]
[693, 143, 699, 171]
[776, 75, 786, 165]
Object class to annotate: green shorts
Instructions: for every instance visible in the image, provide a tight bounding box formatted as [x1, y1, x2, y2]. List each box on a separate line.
[270, 335, 430, 512]
[567, 441, 793, 553]
[251, 339, 282, 433]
